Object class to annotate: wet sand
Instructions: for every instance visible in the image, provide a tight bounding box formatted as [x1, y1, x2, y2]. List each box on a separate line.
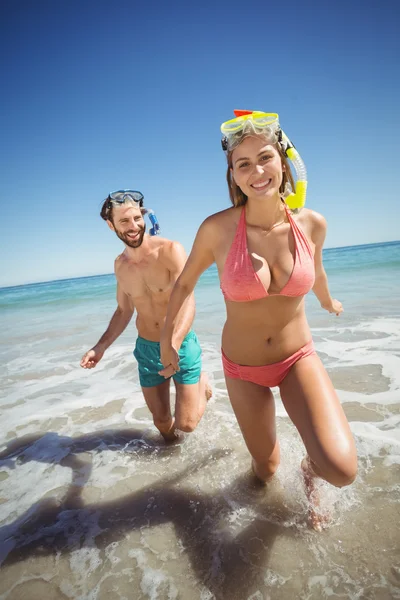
[1, 389, 400, 600]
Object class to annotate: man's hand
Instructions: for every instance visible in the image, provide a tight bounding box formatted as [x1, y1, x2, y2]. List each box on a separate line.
[159, 340, 180, 379]
[321, 299, 343, 316]
[80, 346, 105, 369]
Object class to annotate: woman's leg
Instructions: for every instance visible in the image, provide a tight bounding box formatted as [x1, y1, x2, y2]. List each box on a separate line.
[279, 352, 357, 529]
[279, 353, 357, 487]
[225, 376, 280, 482]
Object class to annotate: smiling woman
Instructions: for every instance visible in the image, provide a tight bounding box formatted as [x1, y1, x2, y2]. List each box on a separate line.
[222, 110, 307, 211]
[160, 109, 358, 531]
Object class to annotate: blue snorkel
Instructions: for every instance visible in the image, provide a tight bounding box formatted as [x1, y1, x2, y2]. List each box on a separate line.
[144, 208, 161, 236]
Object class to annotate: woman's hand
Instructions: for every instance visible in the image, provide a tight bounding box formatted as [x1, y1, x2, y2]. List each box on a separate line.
[321, 299, 343, 316]
[159, 338, 180, 378]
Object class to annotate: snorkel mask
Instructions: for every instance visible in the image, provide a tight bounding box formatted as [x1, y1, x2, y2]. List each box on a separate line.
[107, 190, 161, 235]
[221, 110, 307, 210]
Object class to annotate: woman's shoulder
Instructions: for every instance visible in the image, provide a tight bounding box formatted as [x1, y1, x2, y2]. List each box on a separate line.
[295, 207, 327, 245]
[296, 207, 327, 230]
[199, 206, 241, 231]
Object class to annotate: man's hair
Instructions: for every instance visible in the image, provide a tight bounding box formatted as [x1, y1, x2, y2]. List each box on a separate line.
[100, 196, 144, 223]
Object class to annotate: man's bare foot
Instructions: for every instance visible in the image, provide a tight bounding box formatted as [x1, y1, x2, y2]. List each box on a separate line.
[161, 429, 180, 443]
[200, 372, 213, 402]
[251, 458, 275, 486]
[301, 457, 330, 531]
[194, 372, 212, 426]
[159, 419, 180, 443]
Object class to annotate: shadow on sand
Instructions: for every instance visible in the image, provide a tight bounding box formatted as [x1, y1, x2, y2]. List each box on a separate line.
[0, 428, 299, 599]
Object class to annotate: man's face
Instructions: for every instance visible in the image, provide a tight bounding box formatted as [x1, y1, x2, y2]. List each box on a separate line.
[108, 204, 146, 248]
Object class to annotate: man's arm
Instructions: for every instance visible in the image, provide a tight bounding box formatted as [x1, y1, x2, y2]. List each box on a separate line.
[311, 212, 343, 316]
[162, 241, 196, 351]
[80, 283, 134, 368]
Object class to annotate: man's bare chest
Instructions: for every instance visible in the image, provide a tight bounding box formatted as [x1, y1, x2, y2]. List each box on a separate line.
[118, 260, 172, 300]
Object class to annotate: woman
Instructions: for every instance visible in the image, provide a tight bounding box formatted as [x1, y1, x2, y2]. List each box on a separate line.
[160, 110, 357, 529]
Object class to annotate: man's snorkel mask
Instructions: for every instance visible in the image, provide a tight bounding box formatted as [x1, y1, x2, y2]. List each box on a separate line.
[221, 110, 307, 210]
[106, 190, 161, 235]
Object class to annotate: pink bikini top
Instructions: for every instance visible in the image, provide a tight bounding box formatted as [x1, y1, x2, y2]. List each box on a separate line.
[220, 205, 315, 302]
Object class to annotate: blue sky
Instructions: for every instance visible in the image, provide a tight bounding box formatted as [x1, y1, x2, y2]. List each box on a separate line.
[1, 0, 398, 287]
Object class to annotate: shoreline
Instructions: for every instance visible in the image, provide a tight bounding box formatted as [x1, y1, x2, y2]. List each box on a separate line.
[1, 239, 399, 290]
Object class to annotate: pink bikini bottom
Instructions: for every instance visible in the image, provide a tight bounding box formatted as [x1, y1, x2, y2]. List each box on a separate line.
[221, 340, 316, 388]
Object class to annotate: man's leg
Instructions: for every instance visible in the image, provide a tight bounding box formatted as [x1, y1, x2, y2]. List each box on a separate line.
[174, 373, 212, 432]
[134, 337, 177, 441]
[140, 380, 178, 442]
[173, 331, 212, 432]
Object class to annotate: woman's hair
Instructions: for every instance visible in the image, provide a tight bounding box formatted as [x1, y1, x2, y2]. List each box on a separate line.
[225, 135, 296, 207]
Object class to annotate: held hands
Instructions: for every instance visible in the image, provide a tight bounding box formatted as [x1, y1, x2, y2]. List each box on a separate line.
[322, 299, 343, 316]
[159, 338, 180, 379]
[80, 345, 105, 369]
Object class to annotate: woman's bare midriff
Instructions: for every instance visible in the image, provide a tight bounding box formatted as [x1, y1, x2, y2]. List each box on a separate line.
[222, 295, 312, 365]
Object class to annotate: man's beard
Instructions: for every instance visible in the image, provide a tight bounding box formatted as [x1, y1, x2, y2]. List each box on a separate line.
[115, 224, 146, 248]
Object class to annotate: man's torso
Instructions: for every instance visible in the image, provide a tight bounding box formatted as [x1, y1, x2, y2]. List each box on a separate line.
[116, 237, 175, 341]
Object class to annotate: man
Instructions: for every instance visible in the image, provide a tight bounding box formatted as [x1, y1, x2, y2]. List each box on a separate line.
[80, 190, 211, 441]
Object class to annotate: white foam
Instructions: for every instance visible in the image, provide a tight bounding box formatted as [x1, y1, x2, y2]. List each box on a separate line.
[0, 460, 72, 525]
[352, 418, 400, 465]
[128, 549, 179, 600]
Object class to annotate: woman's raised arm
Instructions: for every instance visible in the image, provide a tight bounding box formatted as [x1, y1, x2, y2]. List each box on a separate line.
[159, 217, 216, 375]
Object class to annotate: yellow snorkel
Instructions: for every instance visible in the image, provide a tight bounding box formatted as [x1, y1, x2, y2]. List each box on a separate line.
[221, 110, 307, 210]
[281, 131, 307, 210]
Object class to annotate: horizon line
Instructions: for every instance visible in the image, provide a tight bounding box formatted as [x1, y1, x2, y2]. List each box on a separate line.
[1, 239, 399, 292]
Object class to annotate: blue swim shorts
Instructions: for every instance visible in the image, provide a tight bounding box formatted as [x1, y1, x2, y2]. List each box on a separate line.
[133, 330, 202, 388]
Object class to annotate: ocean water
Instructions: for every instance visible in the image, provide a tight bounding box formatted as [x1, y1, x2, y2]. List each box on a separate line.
[0, 241, 400, 600]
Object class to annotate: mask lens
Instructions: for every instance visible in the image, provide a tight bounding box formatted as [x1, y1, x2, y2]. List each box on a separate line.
[251, 114, 278, 128]
[221, 112, 279, 137]
[221, 116, 249, 133]
[109, 190, 144, 203]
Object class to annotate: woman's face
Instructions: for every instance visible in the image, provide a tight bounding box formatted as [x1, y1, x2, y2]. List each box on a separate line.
[231, 135, 284, 200]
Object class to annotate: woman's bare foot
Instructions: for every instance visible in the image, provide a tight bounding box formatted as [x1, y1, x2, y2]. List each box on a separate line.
[301, 457, 330, 531]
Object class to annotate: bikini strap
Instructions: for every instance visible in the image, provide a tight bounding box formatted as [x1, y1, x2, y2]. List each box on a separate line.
[283, 202, 293, 221]
[283, 203, 313, 256]
[236, 206, 247, 249]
